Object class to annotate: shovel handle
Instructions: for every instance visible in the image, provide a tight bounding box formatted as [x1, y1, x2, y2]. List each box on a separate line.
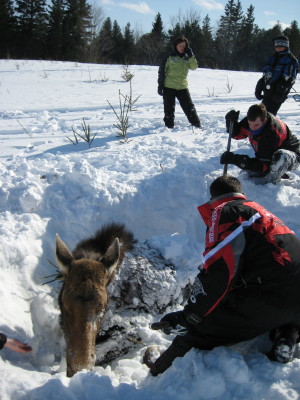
[223, 120, 234, 175]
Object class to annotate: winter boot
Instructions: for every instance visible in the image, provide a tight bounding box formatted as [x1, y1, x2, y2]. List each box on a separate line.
[163, 116, 174, 129]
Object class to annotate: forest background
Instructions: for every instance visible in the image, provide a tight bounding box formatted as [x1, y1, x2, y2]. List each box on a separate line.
[1, 0, 300, 72]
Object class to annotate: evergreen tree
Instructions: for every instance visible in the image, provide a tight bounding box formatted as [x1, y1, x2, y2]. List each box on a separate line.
[96, 17, 114, 63]
[234, 5, 256, 70]
[200, 15, 215, 68]
[15, 0, 48, 58]
[111, 20, 124, 63]
[215, 0, 243, 69]
[136, 13, 166, 65]
[284, 20, 300, 58]
[123, 23, 135, 64]
[0, 0, 16, 58]
[151, 12, 164, 39]
[47, 0, 67, 60]
[62, 0, 93, 61]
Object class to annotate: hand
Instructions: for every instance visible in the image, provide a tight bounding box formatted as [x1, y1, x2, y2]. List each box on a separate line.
[5, 338, 32, 354]
[220, 152, 250, 169]
[220, 151, 236, 165]
[157, 86, 164, 96]
[264, 71, 272, 81]
[185, 47, 194, 58]
[255, 77, 264, 100]
[225, 110, 240, 123]
[159, 311, 188, 336]
[225, 110, 240, 133]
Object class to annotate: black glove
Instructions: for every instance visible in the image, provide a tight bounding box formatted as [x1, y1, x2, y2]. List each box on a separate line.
[157, 86, 164, 96]
[255, 77, 264, 100]
[160, 311, 189, 336]
[220, 151, 250, 170]
[225, 110, 240, 133]
[275, 77, 293, 97]
[185, 47, 194, 59]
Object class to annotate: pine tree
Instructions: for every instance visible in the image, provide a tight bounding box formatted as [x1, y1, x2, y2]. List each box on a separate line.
[215, 0, 243, 69]
[96, 17, 114, 63]
[234, 5, 256, 70]
[0, 0, 16, 58]
[15, 0, 48, 58]
[62, 0, 93, 61]
[284, 21, 300, 58]
[201, 15, 215, 68]
[136, 13, 166, 65]
[111, 20, 124, 63]
[123, 23, 135, 64]
[47, 0, 67, 60]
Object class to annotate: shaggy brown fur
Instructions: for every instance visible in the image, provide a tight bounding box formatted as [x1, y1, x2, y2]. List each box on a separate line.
[56, 222, 136, 377]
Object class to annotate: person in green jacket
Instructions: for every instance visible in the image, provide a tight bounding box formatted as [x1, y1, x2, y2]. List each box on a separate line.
[158, 35, 202, 129]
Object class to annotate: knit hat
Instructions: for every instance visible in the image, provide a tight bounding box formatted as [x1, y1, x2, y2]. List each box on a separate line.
[273, 35, 289, 48]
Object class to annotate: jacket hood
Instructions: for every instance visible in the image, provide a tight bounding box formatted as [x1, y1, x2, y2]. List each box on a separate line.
[197, 192, 247, 224]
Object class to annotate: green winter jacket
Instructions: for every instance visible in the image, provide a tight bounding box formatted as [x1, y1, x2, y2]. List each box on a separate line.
[158, 51, 198, 90]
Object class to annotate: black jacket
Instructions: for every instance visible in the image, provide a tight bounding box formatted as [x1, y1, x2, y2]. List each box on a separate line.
[184, 194, 300, 320]
[232, 113, 300, 174]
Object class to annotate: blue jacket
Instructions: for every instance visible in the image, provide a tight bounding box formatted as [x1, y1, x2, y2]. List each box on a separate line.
[263, 50, 299, 85]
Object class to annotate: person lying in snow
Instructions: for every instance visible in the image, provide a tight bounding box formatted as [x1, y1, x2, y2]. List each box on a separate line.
[0, 333, 32, 354]
[144, 174, 300, 375]
[220, 103, 300, 184]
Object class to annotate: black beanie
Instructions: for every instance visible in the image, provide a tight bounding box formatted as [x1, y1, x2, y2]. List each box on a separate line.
[273, 35, 289, 48]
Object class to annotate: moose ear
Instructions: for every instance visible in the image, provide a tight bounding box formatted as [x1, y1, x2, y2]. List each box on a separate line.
[102, 237, 120, 276]
[56, 234, 74, 275]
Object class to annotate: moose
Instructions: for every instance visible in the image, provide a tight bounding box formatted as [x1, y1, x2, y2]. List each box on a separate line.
[55, 222, 136, 377]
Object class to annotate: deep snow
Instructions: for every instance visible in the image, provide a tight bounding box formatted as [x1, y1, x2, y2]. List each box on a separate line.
[0, 59, 300, 400]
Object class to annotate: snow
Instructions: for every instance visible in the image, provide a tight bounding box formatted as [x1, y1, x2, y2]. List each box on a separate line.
[0, 59, 300, 400]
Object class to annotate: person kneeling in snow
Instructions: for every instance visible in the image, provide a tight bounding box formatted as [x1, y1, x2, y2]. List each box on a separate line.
[144, 175, 300, 376]
[220, 103, 300, 184]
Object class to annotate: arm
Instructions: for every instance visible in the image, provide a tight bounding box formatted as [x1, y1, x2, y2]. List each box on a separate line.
[0, 333, 32, 353]
[4, 338, 32, 353]
[158, 54, 168, 87]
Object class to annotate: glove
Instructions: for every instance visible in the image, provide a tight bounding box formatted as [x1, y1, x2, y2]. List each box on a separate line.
[185, 47, 194, 58]
[157, 86, 164, 96]
[263, 71, 272, 82]
[220, 151, 250, 170]
[255, 77, 264, 100]
[276, 77, 292, 96]
[160, 311, 189, 336]
[225, 110, 240, 133]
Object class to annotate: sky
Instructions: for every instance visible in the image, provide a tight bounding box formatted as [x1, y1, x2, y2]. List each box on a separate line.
[0, 59, 300, 399]
[97, 0, 300, 34]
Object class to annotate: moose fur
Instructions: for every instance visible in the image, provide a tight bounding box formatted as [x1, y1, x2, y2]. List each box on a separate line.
[56, 222, 136, 377]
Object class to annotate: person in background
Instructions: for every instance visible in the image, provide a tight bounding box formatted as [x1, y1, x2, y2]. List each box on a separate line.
[255, 35, 299, 115]
[220, 103, 300, 184]
[157, 35, 202, 129]
[143, 175, 300, 376]
[0, 333, 32, 354]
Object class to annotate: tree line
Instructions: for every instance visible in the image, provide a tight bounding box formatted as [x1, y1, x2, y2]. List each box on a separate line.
[1, 0, 300, 71]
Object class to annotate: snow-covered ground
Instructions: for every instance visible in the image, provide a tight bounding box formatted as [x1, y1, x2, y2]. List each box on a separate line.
[0, 59, 300, 400]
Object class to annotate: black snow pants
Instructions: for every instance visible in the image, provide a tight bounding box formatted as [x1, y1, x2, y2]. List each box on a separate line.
[163, 87, 201, 128]
[153, 293, 300, 375]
